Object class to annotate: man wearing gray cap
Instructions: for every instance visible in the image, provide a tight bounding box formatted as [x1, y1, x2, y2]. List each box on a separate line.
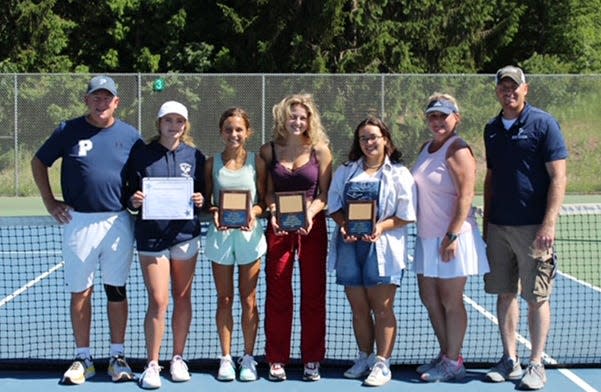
[482, 65, 568, 390]
[32, 75, 142, 385]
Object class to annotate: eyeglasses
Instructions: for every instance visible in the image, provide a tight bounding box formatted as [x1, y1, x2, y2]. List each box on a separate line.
[359, 135, 383, 144]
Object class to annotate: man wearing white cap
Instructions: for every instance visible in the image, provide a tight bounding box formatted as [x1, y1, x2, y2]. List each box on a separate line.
[482, 66, 568, 390]
[32, 75, 142, 384]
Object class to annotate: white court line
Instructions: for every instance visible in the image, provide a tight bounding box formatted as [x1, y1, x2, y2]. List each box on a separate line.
[0, 261, 64, 307]
[558, 270, 601, 294]
[0, 251, 62, 257]
[464, 294, 598, 392]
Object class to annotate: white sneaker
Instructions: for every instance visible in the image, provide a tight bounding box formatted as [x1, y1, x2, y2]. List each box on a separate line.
[107, 355, 134, 382]
[268, 362, 286, 381]
[139, 362, 162, 389]
[344, 352, 375, 379]
[303, 362, 321, 381]
[364, 358, 392, 387]
[61, 356, 95, 385]
[170, 355, 191, 382]
[238, 354, 258, 381]
[217, 355, 236, 381]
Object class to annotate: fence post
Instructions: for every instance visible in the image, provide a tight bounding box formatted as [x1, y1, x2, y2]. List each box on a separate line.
[261, 74, 266, 144]
[13, 74, 18, 196]
[137, 73, 142, 134]
[381, 74, 385, 119]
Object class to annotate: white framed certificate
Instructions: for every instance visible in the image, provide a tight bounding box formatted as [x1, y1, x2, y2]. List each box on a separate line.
[142, 177, 194, 220]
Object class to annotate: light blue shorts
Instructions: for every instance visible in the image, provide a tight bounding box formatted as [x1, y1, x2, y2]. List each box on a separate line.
[137, 236, 200, 260]
[205, 223, 267, 266]
[335, 239, 402, 287]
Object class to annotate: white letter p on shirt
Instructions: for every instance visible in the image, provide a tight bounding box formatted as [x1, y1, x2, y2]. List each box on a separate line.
[78, 140, 93, 156]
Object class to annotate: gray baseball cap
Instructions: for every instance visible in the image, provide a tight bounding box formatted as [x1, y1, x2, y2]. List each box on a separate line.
[87, 75, 118, 96]
[495, 66, 526, 85]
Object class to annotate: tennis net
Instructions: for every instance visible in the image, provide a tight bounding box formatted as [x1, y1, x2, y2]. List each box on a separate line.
[1, 204, 600, 368]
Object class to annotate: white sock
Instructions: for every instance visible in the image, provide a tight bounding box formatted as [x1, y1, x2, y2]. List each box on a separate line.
[110, 343, 124, 357]
[376, 356, 390, 366]
[76, 347, 91, 359]
[446, 357, 460, 367]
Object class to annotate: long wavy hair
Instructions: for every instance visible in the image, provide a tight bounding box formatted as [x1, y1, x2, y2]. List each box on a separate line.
[271, 93, 329, 147]
[347, 116, 403, 163]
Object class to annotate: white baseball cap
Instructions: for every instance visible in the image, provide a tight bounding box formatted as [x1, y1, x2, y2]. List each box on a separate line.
[157, 101, 188, 120]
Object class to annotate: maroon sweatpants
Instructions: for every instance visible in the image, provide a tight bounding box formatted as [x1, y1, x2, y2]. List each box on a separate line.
[264, 211, 327, 364]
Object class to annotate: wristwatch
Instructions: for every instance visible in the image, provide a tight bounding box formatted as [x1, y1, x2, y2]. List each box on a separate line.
[446, 232, 458, 242]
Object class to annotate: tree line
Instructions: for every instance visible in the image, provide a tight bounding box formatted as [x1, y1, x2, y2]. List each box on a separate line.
[1, 0, 600, 74]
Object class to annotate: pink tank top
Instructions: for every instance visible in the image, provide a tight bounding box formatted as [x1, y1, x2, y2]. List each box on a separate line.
[411, 136, 475, 238]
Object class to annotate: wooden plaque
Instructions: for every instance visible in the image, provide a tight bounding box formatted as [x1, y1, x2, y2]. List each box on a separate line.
[275, 191, 307, 231]
[219, 190, 251, 228]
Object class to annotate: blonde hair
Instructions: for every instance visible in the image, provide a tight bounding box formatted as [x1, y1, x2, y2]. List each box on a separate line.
[149, 118, 196, 147]
[271, 93, 329, 146]
[427, 92, 460, 113]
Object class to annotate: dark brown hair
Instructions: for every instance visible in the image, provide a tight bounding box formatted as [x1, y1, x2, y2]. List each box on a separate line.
[347, 116, 403, 163]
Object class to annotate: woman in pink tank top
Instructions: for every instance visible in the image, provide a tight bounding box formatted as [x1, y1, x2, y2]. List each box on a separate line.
[411, 93, 488, 383]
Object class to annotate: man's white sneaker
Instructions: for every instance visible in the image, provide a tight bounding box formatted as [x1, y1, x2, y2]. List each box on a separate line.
[485, 355, 523, 382]
[238, 354, 258, 381]
[170, 355, 191, 382]
[107, 355, 134, 382]
[61, 356, 95, 385]
[518, 361, 547, 390]
[217, 355, 236, 381]
[364, 359, 391, 387]
[138, 362, 162, 389]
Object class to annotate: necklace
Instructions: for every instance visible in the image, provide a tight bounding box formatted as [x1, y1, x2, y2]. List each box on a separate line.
[363, 160, 383, 169]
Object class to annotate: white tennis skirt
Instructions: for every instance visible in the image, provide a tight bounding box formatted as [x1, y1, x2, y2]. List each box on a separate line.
[413, 228, 490, 278]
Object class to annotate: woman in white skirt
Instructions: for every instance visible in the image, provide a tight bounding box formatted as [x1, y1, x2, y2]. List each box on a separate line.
[411, 93, 489, 382]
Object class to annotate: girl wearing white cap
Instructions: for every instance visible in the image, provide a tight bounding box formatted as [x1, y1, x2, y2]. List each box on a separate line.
[126, 100, 206, 389]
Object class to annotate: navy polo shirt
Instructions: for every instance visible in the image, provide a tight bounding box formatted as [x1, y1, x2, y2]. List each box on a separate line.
[484, 103, 568, 225]
[126, 141, 206, 252]
[35, 116, 141, 212]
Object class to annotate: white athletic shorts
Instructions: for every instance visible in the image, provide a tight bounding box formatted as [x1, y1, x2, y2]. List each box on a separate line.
[62, 210, 134, 292]
[137, 236, 200, 260]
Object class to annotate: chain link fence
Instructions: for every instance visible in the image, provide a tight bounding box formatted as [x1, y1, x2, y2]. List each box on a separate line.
[1, 73, 600, 196]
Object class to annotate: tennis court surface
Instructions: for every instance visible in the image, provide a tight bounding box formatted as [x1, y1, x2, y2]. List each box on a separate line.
[1, 204, 600, 391]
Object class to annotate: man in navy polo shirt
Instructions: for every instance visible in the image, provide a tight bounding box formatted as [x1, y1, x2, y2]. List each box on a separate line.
[31, 76, 142, 385]
[482, 66, 568, 390]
